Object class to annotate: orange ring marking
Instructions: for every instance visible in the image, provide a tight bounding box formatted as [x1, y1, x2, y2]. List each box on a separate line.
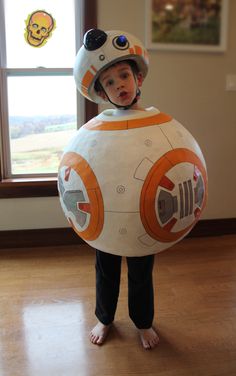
[83, 112, 172, 131]
[59, 152, 104, 241]
[140, 148, 208, 243]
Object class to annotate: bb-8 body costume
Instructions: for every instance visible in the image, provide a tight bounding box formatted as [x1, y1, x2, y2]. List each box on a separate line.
[58, 29, 208, 257]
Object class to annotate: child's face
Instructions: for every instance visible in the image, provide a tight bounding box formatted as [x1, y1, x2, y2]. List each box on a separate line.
[98, 62, 143, 108]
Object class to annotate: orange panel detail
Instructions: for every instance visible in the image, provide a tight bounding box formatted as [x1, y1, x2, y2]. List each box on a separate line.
[159, 175, 175, 191]
[134, 45, 142, 56]
[129, 47, 135, 54]
[193, 166, 200, 181]
[140, 148, 208, 243]
[83, 112, 172, 131]
[163, 217, 177, 232]
[81, 70, 95, 96]
[194, 207, 201, 218]
[78, 202, 91, 214]
[65, 167, 71, 182]
[59, 152, 104, 241]
[91, 65, 97, 74]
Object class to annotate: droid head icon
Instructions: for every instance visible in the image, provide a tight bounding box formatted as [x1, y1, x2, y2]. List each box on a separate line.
[73, 29, 149, 104]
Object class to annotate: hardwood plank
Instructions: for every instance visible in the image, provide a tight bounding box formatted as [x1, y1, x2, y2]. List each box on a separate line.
[0, 235, 236, 376]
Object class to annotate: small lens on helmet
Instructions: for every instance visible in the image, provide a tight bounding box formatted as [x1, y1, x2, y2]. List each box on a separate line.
[117, 35, 127, 47]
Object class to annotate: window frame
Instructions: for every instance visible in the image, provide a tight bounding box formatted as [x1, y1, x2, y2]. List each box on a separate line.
[0, 0, 98, 198]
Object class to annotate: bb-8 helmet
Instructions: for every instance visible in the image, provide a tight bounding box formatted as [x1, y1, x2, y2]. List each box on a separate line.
[73, 29, 149, 104]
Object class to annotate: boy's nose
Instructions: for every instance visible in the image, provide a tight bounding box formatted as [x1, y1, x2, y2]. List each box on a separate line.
[117, 81, 124, 90]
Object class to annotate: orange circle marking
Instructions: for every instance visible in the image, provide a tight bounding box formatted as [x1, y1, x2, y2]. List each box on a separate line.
[140, 148, 208, 243]
[59, 152, 104, 241]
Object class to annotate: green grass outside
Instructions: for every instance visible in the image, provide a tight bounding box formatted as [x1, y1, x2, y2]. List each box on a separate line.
[12, 149, 63, 174]
[11, 128, 76, 175]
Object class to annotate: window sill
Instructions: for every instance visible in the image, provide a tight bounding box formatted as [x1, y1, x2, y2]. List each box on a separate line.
[0, 178, 58, 198]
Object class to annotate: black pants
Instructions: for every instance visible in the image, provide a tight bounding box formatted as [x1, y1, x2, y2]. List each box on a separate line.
[95, 250, 155, 329]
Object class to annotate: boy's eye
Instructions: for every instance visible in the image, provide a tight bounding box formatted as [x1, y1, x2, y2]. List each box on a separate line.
[121, 72, 129, 79]
[106, 79, 114, 86]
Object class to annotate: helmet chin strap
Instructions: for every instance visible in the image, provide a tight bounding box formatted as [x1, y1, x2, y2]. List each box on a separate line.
[105, 88, 141, 110]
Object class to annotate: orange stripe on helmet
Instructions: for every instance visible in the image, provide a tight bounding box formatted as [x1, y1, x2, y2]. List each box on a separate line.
[134, 45, 142, 56]
[91, 65, 97, 74]
[129, 47, 135, 54]
[81, 70, 95, 95]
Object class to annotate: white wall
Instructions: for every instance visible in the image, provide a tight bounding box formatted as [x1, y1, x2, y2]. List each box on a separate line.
[0, 197, 67, 230]
[0, 0, 235, 231]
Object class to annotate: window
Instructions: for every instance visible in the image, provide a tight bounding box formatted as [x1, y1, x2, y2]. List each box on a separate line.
[0, 0, 97, 198]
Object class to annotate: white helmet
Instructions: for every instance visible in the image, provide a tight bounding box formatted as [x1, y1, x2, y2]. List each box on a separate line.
[74, 29, 149, 104]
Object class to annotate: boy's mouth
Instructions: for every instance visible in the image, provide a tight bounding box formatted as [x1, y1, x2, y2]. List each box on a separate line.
[119, 91, 128, 98]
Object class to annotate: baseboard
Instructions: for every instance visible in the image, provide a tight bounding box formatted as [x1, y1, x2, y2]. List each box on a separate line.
[0, 218, 235, 249]
[186, 218, 236, 238]
[0, 227, 82, 249]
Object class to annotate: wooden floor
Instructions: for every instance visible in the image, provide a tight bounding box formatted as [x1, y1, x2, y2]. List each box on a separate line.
[0, 235, 236, 376]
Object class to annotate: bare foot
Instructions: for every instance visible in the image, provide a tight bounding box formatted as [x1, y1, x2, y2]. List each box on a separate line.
[89, 322, 111, 345]
[139, 327, 159, 349]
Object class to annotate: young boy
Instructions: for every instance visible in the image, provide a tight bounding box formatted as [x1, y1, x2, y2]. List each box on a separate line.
[74, 29, 159, 349]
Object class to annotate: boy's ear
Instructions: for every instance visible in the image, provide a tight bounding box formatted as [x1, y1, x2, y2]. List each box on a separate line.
[97, 90, 108, 102]
[137, 72, 143, 87]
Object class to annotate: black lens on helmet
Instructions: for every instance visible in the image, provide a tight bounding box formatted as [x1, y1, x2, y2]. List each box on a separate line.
[112, 35, 129, 50]
[116, 35, 127, 47]
[84, 29, 107, 51]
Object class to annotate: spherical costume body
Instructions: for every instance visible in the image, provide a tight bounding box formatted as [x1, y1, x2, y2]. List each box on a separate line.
[58, 107, 208, 256]
[58, 29, 208, 256]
